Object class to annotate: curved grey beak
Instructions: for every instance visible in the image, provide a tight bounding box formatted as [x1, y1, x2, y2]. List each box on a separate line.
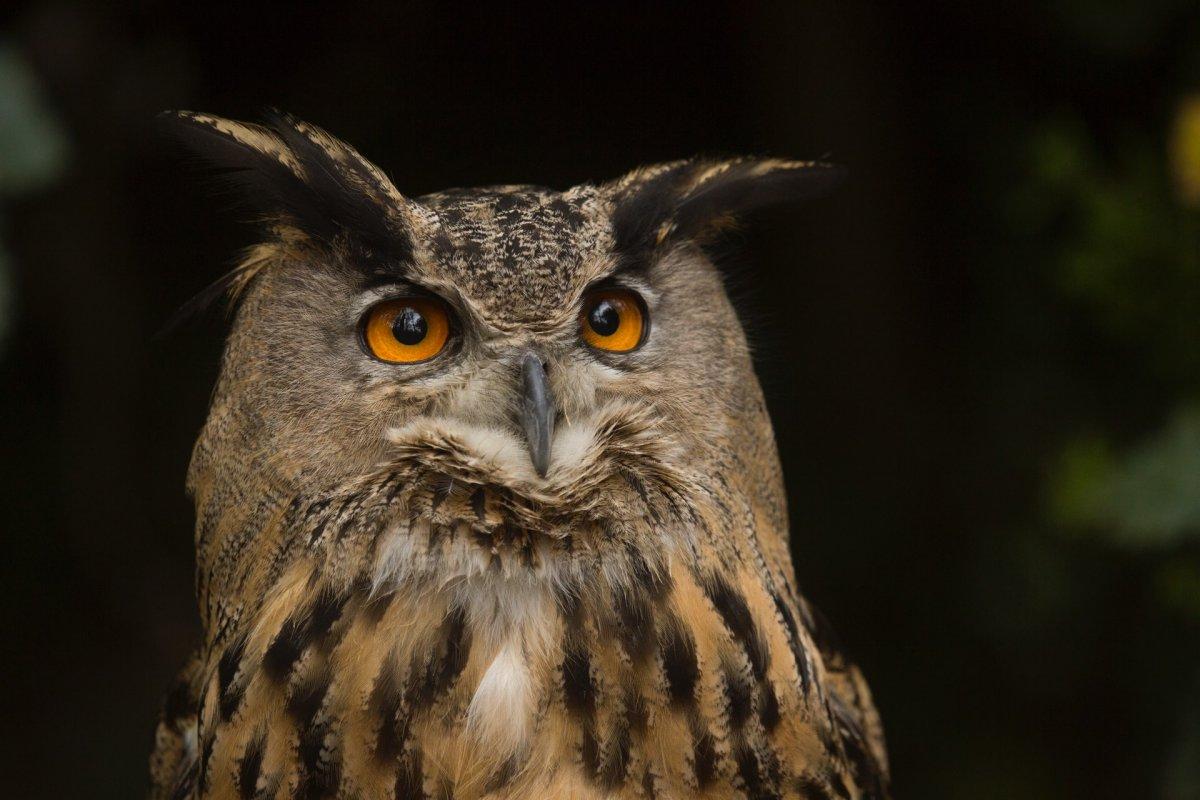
[519, 352, 555, 477]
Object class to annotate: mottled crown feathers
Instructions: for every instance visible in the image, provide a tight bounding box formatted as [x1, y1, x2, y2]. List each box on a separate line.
[164, 110, 844, 265]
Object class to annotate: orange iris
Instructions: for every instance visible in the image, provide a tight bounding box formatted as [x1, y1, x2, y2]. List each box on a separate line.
[362, 297, 451, 363]
[580, 288, 646, 353]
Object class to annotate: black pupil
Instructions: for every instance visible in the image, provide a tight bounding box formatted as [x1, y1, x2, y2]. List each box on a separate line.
[391, 306, 428, 345]
[588, 299, 621, 336]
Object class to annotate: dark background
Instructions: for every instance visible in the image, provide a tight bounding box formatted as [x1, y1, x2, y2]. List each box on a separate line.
[2, 2, 1199, 798]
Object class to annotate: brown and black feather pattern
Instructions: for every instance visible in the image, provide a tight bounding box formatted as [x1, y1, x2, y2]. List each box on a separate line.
[149, 112, 888, 800]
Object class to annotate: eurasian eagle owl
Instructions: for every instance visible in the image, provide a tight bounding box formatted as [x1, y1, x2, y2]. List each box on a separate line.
[149, 111, 889, 800]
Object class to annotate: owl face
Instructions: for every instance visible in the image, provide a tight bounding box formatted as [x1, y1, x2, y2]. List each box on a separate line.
[176, 112, 841, 543]
[231, 190, 740, 496]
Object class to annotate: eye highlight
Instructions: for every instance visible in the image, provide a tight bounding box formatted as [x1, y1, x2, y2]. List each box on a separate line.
[580, 288, 647, 353]
[361, 297, 451, 364]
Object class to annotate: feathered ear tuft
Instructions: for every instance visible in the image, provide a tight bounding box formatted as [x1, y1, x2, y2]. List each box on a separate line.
[161, 110, 415, 264]
[606, 157, 845, 264]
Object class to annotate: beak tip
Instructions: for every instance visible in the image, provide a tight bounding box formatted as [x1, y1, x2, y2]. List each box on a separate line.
[531, 432, 552, 478]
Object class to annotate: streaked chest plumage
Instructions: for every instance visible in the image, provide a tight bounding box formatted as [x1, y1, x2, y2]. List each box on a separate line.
[149, 111, 889, 800]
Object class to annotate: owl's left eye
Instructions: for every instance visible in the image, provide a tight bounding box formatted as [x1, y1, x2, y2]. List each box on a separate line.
[580, 287, 647, 353]
[360, 297, 451, 364]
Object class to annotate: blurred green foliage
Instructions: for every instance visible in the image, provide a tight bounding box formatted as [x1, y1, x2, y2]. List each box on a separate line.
[1055, 408, 1200, 549]
[1025, 49, 1200, 800]
[924, 3, 1200, 795]
[0, 42, 68, 350]
[1017, 115, 1200, 381]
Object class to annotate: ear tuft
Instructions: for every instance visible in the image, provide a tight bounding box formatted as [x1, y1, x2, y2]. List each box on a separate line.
[606, 157, 845, 262]
[162, 110, 414, 264]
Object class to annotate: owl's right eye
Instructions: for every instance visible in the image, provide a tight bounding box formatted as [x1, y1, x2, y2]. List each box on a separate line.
[360, 297, 451, 364]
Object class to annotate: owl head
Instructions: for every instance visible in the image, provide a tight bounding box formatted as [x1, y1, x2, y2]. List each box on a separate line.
[171, 112, 840, 610]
